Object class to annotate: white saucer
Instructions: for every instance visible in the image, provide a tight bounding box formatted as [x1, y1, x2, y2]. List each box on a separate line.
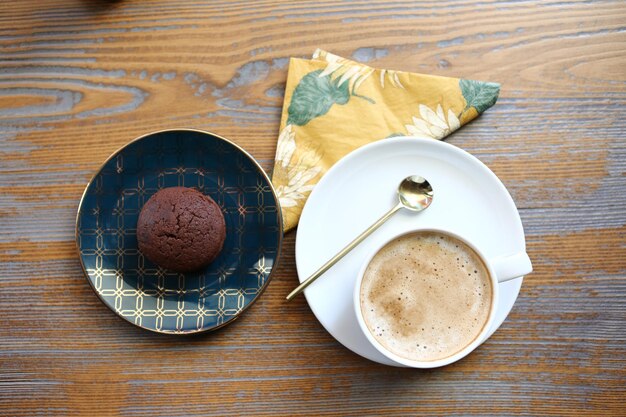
[295, 137, 527, 366]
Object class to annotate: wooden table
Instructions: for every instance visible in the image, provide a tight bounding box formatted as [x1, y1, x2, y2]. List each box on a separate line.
[1, 1, 625, 415]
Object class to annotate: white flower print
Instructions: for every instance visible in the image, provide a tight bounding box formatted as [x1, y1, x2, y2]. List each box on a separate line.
[405, 104, 461, 140]
[313, 49, 403, 93]
[274, 125, 322, 208]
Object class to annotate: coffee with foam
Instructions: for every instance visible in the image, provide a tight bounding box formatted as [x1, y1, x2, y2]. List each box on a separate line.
[360, 231, 493, 362]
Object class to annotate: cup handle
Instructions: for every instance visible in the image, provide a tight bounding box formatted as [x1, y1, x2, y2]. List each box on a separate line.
[491, 252, 533, 283]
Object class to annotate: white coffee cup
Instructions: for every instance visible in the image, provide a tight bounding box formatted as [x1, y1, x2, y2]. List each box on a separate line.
[353, 228, 532, 368]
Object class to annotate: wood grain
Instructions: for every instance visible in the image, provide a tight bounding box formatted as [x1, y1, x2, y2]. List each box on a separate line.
[1, 0, 625, 415]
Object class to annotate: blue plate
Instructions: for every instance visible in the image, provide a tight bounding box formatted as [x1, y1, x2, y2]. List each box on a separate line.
[76, 129, 283, 334]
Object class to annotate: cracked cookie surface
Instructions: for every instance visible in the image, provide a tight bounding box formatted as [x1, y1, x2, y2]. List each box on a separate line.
[136, 187, 226, 272]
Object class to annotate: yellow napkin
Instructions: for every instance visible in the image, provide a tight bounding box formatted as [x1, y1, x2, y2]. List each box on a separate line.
[272, 49, 500, 232]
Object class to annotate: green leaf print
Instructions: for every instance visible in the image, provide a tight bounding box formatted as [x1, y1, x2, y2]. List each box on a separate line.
[287, 69, 350, 126]
[459, 79, 500, 114]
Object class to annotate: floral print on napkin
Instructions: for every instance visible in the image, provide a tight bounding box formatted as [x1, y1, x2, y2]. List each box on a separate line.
[272, 49, 500, 232]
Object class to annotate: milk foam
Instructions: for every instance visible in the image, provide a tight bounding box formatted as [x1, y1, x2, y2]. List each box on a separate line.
[360, 232, 492, 362]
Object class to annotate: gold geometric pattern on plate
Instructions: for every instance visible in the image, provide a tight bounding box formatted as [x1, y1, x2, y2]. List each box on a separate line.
[77, 130, 282, 334]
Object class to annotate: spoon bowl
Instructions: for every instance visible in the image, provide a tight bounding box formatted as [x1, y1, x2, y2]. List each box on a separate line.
[398, 175, 433, 211]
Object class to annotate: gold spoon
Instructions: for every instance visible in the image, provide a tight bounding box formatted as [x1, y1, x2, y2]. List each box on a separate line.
[286, 175, 434, 301]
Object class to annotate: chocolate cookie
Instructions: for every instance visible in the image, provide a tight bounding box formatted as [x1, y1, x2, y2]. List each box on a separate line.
[136, 187, 226, 272]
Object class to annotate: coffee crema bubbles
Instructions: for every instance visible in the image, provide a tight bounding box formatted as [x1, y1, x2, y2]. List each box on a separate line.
[360, 231, 493, 362]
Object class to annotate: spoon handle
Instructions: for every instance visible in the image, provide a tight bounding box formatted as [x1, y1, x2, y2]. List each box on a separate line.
[286, 202, 404, 301]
